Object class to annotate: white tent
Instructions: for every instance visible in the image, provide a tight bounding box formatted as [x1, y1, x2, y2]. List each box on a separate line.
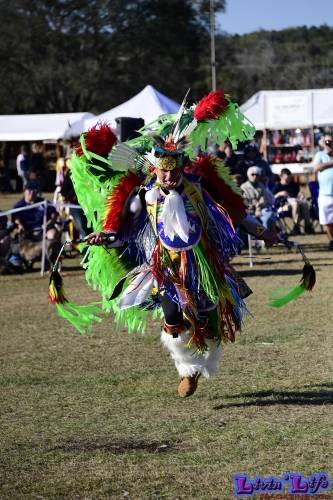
[84, 85, 180, 130]
[0, 112, 95, 141]
[240, 88, 333, 130]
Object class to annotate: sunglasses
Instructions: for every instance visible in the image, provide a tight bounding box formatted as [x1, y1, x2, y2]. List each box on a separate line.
[250, 173, 260, 176]
[325, 140, 332, 147]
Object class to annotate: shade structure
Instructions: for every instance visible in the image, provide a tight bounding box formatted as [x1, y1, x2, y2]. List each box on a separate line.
[84, 85, 180, 130]
[0, 112, 95, 141]
[240, 88, 333, 130]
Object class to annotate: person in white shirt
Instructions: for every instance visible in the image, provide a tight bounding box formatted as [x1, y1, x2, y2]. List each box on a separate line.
[16, 145, 31, 190]
[313, 135, 333, 250]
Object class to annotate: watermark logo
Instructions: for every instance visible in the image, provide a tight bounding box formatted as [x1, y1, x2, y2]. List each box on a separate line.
[233, 472, 331, 497]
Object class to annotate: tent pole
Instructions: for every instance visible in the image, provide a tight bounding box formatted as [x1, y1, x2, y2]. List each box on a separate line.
[310, 91, 315, 162]
[262, 129, 268, 161]
[263, 94, 268, 161]
[40, 199, 47, 277]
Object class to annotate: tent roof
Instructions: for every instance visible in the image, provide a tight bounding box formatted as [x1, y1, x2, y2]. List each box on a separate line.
[84, 85, 180, 130]
[0, 112, 95, 141]
[240, 88, 333, 130]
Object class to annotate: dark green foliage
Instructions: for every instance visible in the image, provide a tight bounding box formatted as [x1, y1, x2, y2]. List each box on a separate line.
[2, 1, 330, 115]
[0, 0, 225, 114]
[215, 25, 333, 103]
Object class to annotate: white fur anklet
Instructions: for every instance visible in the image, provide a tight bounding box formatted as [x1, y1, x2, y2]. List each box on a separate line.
[160, 329, 222, 378]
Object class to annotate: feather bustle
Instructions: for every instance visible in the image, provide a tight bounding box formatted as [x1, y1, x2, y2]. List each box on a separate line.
[103, 172, 141, 232]
[76, 122, 117, 157]
[194, 90, 228, 121]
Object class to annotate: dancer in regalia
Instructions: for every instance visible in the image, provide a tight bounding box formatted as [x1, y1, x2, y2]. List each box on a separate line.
[49, 90, 313, 397]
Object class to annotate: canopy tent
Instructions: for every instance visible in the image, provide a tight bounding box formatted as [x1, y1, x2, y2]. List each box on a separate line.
[0, 112, 95, 141]
[84, 85, 180, 130]
[240, 88, 333, 130]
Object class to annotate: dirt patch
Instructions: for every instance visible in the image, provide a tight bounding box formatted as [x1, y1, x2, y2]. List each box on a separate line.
[49, 438, 178, 454]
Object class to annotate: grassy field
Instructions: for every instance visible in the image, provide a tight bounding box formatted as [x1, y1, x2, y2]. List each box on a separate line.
[0, 198, 332, 498]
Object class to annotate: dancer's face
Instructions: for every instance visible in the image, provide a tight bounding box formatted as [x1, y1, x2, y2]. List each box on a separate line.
[154, 165, 183, 189]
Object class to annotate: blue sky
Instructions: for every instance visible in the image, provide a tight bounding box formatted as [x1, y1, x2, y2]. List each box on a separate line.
[217, 0, 333, 34]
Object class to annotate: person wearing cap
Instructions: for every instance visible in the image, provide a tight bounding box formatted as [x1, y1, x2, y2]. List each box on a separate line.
[12, 181, 58, 241]
[272, 168, 314, 235]
[241, 166, 277, 232]
[313, 135, 333, 250]
[237, 143, 274, 185]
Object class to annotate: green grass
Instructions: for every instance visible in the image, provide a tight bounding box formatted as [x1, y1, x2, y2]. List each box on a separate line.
[0, 230, 332, 499]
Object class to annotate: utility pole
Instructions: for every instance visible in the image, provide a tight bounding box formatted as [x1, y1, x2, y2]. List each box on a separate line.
[210, 0, 216, 91]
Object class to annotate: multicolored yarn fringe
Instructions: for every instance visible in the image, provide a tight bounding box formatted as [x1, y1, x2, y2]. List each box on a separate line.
[187, 155, 246, 224]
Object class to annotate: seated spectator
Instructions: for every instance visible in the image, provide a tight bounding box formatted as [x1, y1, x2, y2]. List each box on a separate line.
[240, 166, 277, 232]
[12, 181, 59, 241]
[272, 168, 314, 235]
[0, 212, 11, 260]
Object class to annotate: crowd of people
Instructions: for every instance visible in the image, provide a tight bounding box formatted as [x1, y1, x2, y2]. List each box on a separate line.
[0, 148, 90, 274]
[1, 133, 333, 275]
[216, 141, 320, 238]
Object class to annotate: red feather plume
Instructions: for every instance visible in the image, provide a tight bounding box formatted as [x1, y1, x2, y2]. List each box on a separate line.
[76, 122, 117, 157]
[194, 90, 228, 122]
[189, 155, 246, 224]
[103, 171, 141, 233]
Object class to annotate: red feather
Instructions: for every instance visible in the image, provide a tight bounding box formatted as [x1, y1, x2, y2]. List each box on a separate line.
[189, 155, 246, 224]
[103, 171, 141, 233]
[76, 122, 117, 157]
[194, 90, 228, 122]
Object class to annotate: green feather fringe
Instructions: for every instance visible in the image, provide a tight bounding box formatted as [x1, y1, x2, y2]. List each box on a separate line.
[269, 284, 306, 308]
[67, 150, 153, 334]
[189, 102, 255, 155]
[56, 302, 103, 335]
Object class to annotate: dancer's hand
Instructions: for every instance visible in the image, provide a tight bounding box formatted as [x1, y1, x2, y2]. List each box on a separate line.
[85, 231, 116, 246]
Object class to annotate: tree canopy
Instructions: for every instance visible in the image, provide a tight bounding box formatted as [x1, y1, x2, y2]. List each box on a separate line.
[215, 25, 333, 104]
[0, 0, 225, 114]
[1, 1, 332, 115]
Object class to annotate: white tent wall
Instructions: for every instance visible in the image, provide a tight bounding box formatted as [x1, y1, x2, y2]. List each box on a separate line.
[84, 85, 180, 131]
[240, 88, 333, 130]
[0, 112, 95, 142]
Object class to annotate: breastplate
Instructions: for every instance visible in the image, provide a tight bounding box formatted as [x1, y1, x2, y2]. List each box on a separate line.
[156, 193, 202, 251]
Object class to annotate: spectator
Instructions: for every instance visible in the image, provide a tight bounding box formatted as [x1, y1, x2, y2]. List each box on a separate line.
[61, 169, 90, 240]
[233, 173, 243, 188]
[241, 166, 277, 232]
[313, 134, 333, 250]
[272, 168, 313, 235]
[0, 212, 11, 260]
[237, 143, 274, 186]
[215, 140, 239, 174]
[16, 145, 32, 190]
[0, 158, 13, 193]
[12, 181, 59, 241]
